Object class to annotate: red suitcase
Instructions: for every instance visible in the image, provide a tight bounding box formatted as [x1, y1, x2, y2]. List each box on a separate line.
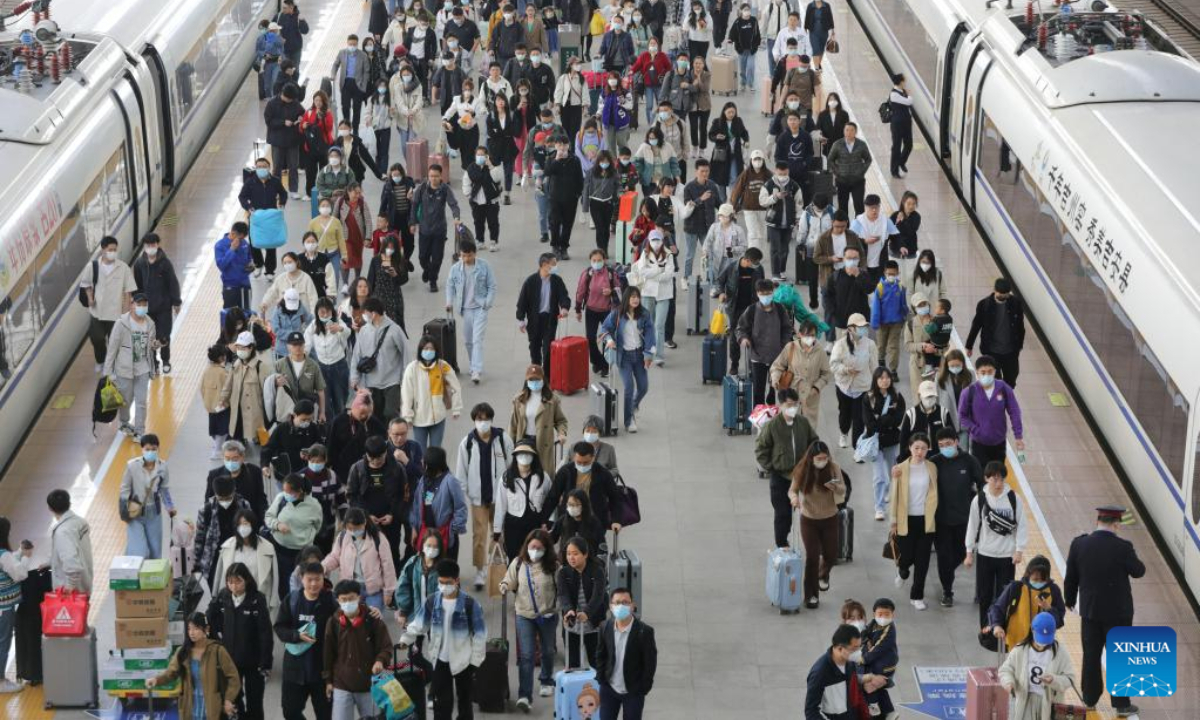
[406, 139, 429, 181]
[966, 660, 1010, 720]
[550, 335, 589, 395]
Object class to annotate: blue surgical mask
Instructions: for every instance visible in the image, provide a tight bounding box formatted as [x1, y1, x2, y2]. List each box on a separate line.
[599, 162, 610, 170]
[657, 111, 669, 121]
[283, 492, 299, 503]
[949, 365, 964, 375]
[648, 138, 659, 147]
[527, 380, 543, 392]
[308, 461, 325, 473]
[421, 349, 437, 362]
[350, 529, 365, 539]
[939, 446, 958, 459]
[979, 374, 995, 387]
[886, 275, 898, 284]
[575, 463, 593, 474]
[225, 460, 242, 473]
[549, 265, 558, 275]
[758, 295, 772, 307]
[475, 155, 487, 166]
[1029, 580, 1048, 590]
[856, 327, 868, 338]
[340, 601, 359, 615]
[255, 168, 269, 179]
[611, 604, 632, 621]
[591, 261, 604, 271]
[917, 306, 931, 316]
[135, 306, 149, 317]
[142, 450, 158, 463]
[844, 258, 859, 269]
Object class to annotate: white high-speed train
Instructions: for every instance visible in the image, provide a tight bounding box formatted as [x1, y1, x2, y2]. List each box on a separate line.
[0, 0, 276, 468]
[849, 0, 1200, 592]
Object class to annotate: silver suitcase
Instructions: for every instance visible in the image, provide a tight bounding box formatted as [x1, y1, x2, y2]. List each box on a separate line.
[685, 280, 710, 336]
[42, 628, 99, 709]
[607, 532, 643, 617]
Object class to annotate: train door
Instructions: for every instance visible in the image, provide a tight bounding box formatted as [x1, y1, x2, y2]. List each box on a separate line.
[938, 23, 968, 160]
[960, 43, 994, 208]
[141, 46, 176, 193]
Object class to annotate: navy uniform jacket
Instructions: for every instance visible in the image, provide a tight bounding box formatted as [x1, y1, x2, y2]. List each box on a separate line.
[1064, 529, 1145, 622]
[861, 621, 899, 679]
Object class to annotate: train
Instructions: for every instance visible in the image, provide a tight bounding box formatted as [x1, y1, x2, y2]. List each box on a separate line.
[0, 0, 277, 469]
[848, 0, 1200, 595]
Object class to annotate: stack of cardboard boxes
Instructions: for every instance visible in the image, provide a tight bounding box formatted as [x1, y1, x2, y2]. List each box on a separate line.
[100, 556, 180, 697]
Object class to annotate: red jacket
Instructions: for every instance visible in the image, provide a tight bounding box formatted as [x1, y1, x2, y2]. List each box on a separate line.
[629, 51, 671, 88]
[575, 265, 624, 314]
[300, 107, 335, 154]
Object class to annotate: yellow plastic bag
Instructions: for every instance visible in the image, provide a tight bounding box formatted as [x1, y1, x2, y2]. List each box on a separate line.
[589, 10, 606, 35]
[709, 309, 729, 336]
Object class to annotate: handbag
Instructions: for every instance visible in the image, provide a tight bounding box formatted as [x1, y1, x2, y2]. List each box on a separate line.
[881, 532, 897, 562]
[610, 474, 641, 527]
[712, 144, 729, 163]
[708, 309, 728, 336]
[1051, 680, 1090, 720]
[41, 588, 89, 637]
[853, 395, 891, 463]
[825, 36, 839, 55]
[486, 545, 507, 599]
[356, 325, 391, 374]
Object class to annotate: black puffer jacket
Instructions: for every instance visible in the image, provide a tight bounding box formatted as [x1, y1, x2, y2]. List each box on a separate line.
[207, 588, 274, 671]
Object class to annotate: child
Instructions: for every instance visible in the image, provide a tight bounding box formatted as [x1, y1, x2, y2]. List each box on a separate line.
[629, 199, 657, 262]
[201, 344, 231, 459]
[860, 598, 899, 718]
[370, 215, 399, 257]
[527, 124, 557, 244]
[542, 5, 561, 54]
[923, 298, 953, 377]
[616, 145, 640, 193]
[299, 443, 343, 555]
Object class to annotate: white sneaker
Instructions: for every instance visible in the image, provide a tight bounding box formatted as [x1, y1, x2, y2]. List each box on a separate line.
[473, 569, 486, 590]
[894, 572, 907, 589]
[470, 372, 480, 384]
[489, 241, 499, 252]
[95, 363, 104, 375]
[838, 433, 849, 448]
[0, 680, 23, 693]
[911, 599, 928, 611]
[654, 358, 664, 367]
[588, 216, 595, 229]
[291, 192, 303, 200]
[874, 510, 885, 521]
[627, 420, 638, 433]
[539, 685, 554, 697]
[516, 697, 531, 712]
[680, 277, 690, 291]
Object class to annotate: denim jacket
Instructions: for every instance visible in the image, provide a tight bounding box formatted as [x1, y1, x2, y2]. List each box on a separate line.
[445, 258, 498, 313]
[408, 472, 469, 536]
[597, 308, 657, 363]
[400, 591, 487, 674]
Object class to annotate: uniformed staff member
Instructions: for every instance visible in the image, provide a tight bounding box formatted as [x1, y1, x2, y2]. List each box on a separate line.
[1063, 505, 1145, 718]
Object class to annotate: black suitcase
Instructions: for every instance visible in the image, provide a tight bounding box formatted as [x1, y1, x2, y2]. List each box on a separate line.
[590, 382, 619, 436]
[391, 644, 429, 720]
[702, 334, 727, 384]
[474, 594, 510, 712]
[423, 315, 458, 372]
[15, 566, 50, 684]
[837, 469, 853, 561]
[807, 168, 835, 203]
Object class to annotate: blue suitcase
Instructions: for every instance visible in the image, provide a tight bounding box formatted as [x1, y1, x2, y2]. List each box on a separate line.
[702, 334, 727, 384]
[310, 188, 320, 218]
[766, 516, 803, 614]
[722, 373, 752, 435]
[554, 624, 599, 719]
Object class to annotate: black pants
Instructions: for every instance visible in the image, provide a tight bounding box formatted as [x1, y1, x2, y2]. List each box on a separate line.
[664, 278, 676, 342]
[432, 661, 475, 720]
[88, 318, 115, 365]
[223, 286, 252, 311]
[250, 247, 278, 275]
[549, 200, 577, 252]
[272, 144, 301, 194]
[590, 199, 614, 254]
[970, 439, 1006, 469]
[564, 629, 599, 669]
[896, 517, 934, 600]
[340, 78, 365, 131]
[281, 679, 331, 720]
[150, 307, 173, 366]
[398, 220, 417, 261]
[236, 664, 266, 720]
[585, 308, 610, 373]
[374, 128, 391, 172]
[561, 105, 583, 144]
[836, 388, 865, 446]
[471, 203, 500, 244]
[975, 553, 1015, 629]
[991, 350, 1021, 388]
[750, 360, 775, 408]
[890, 120, 913, 175]
[935, 522, 968, 599]
[1081, 616, 1133, 709]
[304, 152, 322, 197]
[528, 312, 558, 378]
[768, 473, 794, 548]
[728, 332, 742, 374]
[688, 110, 710, 150]
[836, 177, 866, 216]
[418, 232, 448, 283]
[768, 226, 791, 277]
[688, 40, 710, 62]
[275, 544, 298, 602]
[451, 126, 480, 169]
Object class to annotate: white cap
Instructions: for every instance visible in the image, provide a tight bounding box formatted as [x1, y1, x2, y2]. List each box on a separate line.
[717, 203, 735, 218]
[268, 21, 282, 31]
[236, 331, 255, 347]
[284, 288, 301, 308]
[847, 313, 868, 327]
[750, 149, 765, 161]
[918, 380, 938, 399]
[911, 292, 929, 307]
[648, 228, 664, 241]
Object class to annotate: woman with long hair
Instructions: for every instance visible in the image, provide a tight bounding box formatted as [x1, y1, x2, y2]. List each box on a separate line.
[400, 335, 463, 449]
[630, 230, 675, 367]
[937, 349, 974, 447]
[888, 433, 939, 611]
[508, 364, 568, 473]
[0, 517, 31, 693]
[549, 489, 607, 564]
[787, 441, 848, 608]
[205, 563, 272, 720]
[304, 298, 353, 415]
[322, 507, 397, 611]
[597, 286, 656, 432]
[863, 366, 906, 521]
[499, 529, 560, 711]
[494, 441, 553, 563]
[904, 248, 947, 309]
[366, 232, 410, 332]
[300, 90, 336, 198]
[555, 536, 607, 668]
[212, 509, 280, 617]
[394, 531, 444, 627]
[146, 612, 241, 720]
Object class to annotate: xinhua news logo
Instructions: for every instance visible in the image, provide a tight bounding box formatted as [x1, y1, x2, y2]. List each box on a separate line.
[1107, 626, 1176, 698]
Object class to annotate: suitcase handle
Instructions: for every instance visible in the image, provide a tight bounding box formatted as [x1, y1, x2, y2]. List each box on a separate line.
[501, 590, 508, 644]
[564, 611, 590, 671]
[611, 527, 619, 557]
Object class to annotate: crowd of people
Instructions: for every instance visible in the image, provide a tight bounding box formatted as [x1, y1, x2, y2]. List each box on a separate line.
[0, 1, 1155, 719]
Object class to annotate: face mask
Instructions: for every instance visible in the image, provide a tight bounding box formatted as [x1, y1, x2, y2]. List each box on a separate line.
[677, 61, 688, 71]
[608, 78, 619, 88]
[752, 158, 763, 168]
[516, 53, 526, 62]
[284, 492, 299, 503]
[442, 59, 452, 68]
[421, 349, 437, 362]
[919, 261, 932, 272]
[758, 295, 773, 307]
[875, 616, 892, 627]
[475, 420, 492, 435]
[319, 205, 332, 216]
[649, 239, 663, 249]
[828, 99, 840, 109]
[612, 23, 623, 31]
[634, 14, 643, 21]
[255, 168, 269, 179]
[504, 12, 515, 20]
[475, 155, 486, 166]
[788, 48, 799, 56]
[921, 397, 937, 410]
[856, 327, 868, 338]
[813, 458, 829, 469]
[347, 44, 357, 52]
[303, 241, 319, 253]
[218, 499, 233, 509]
[611, 604, 633, 621]
[531, 55, 542, 65]
[575, 463, 593, 474]
[237, 524, 252, 538]
[567, 505, 583, 518]
[599, 161, 610, 170]
[329, 157, 342, 166]
[949, 365, 964, 375]
[527, 380, 543, 392]
[339, 129, 351, 138]
[308, 461, 326, 473]
[844, 258, 859, 269]
[620, 157, 631, 165]
[134, 306, 149, 317]
[741, 9, 751, 17]
[648, 138, 659, 147]
[528, 548, 545, 561]
[849, 649, 864, 664]
[340, 601, 359, 615]
[886, 275, 898, 284]
[583, 430, 600, 444]
[917, 306, 930, 316]
[787, 101, 800, 110]
[295, 419, 312, 429]
[225, 460, 242, 473]
[516, 454, 533, 467]
[801, 336, 816, 348]
[649, 45, 659, 53]
[657, 110, 670, 121]
[979, 374, 995, 387]
[236, 349, 252, 360]
[548, 265, 558, 275]
[424, 546, 440, 559]
[377, 86, 386, 95]
[283, 262, 297, 273]
[1030, 580, 1048, 590]
[850, 620, 866, 631]
[145, 246, 159, 258]
[350, 528, 365, 539]
[439, 582, 457, 596]
[783, 406, 799, 419]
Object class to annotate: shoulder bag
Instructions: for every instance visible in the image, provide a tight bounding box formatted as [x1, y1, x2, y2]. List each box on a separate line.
[356, 325, 391, 375]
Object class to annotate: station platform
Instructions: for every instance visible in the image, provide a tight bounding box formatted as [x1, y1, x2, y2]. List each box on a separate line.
[1, 0, 1195, 718]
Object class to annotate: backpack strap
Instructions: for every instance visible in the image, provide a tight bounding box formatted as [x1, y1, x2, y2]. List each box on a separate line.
[975, 489, 988, 545]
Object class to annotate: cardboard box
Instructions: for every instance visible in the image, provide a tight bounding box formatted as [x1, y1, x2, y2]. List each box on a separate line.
[114, 616, 168, 650]
[114, 586, 170, 619]
[110, 556, 143, 581]
[113, 643, 174, 660]
[138, 559, 170, 590]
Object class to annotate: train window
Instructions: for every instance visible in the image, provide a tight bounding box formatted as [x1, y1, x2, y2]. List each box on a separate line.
[869, 0, 939, 95]
[81, 176, 106, 252]
[977, 114, 1190, 486]
[1, 273, 37, 385]
[175, 0, 258, 123]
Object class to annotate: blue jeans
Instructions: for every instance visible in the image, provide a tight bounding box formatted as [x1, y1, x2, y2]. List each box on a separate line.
[738, 51, 756, 87]
[617, 350, 650, 427]
[0, 608, 15, 679]
[643, 86, 660, 124]
[683, 232, 701, 278]
[548, 28, 560, 53]
[396, 126, 417, 148]
[319, 358, 351, 415]
[872, 444, 901, 514]
[534, 190, 550, 236]
[641, 297, 670, 362]
[461, 307, 489, 375]
[600, 682, 646, 720]
[328, 250, 344, 289]
[516, 615, 557, 700]
[364, 591, 385, 612]
[766, 43, 778, 81]
[126, 508, 164, 560]
[413, 420, 446, 449]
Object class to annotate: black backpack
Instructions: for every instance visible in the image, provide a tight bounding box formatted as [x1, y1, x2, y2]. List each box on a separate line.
[878, 99, 893, 124]
[91, 376, 119, 435]
[305, 116, 329, 161]
[77, 260, 99, 308]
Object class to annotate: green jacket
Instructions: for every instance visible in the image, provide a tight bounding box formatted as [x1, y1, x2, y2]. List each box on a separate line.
[755, 413, 820, 475]
[264, 493, 324, 550]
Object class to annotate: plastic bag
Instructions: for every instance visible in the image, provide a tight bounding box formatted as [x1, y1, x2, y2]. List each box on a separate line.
[249, 208, 288, 249]
[100, 378, 126, 413]
[372, 672, 415, 719]
[749, 404, 778, 430]
[42, 588, 89, 636]
[853, 433, 880, 463]
[709, 309, 729, 336]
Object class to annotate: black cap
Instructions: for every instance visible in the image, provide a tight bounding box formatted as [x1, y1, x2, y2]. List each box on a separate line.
[132, 292, 148, 303]
[1097, 505, 1126, 522]
[286, 331, 305, 345]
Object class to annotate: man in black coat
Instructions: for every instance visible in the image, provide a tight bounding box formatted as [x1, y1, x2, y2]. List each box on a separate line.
[262, 400, 325, 482]
[264, 83, 306, 199]
[132, 234, 182, 373]
[346, 435, 409, 572]
[594, 588, 657, 719]
[964, 277, 1026, 387]
[1065, 505, 1146, 716]
[237, 156, 288, 278]
[548, 442, 621, 531]
[274, 562, 336, 720]
[824, 246, 873, 332]
[516, 252, 571, 381]
[276, 0, 309, 65]
[928, 428, 982, 607]
[543, 135, 584, 259]
[638, 0, 668, 43]
[205, 441, 269, 523]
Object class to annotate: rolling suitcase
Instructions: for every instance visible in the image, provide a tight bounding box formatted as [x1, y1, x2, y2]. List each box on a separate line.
[685, 281, 709, 335]
[807, 168, 835, 202]
[766, 512, 803, 614]
[407, 138, 430, 181]
[423, 314, 458, 372]
[966, 649, 1009, 720]
[474, 594, 510, 712]
[722, 372, 752, 435]
[430, 152, 452, 182]
[390, 645, 428, 720]
[590, 381, 619, 436]
[607, 530, 643, 616]
[709, 54, 737, 95]
[761, 77, 776, 116]
[43, 627, 99, 709]
[702, 334, 727, 384]
[554, 623, 599, 720]
[837, 470, 854, 562]
[550, 323, 589, 395]
[15, 565, 50, 685]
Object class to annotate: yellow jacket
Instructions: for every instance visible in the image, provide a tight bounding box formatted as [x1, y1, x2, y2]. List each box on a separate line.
[888, 459, 938, 535]
[309, 215, 346, 256]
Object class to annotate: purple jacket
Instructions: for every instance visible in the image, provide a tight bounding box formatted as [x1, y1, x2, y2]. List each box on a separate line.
[957, 380, 1022, 446]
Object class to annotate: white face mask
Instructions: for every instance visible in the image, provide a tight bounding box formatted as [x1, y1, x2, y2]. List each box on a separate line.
[921, 397, 937, 410]
[145, 247, 158, 257]
[528, 548, 545, 561]
[783, 406, 799, 419]
[813, 458, 829, 469]
[329, 157, 342, 167]
[236, 349, 252, 360]
[583, 431, 599, 444]
[282, 262, 297, 273]
[105, 250, 118, 262]
[439, 582, 458, 596]
[850, 620, 866, 631]
[423, 545, 440, 559]
[567, 505, 583, 519]
[919, 262, 932, 272]
[829, 100, 839, 109]
[875, 616, 893, 627]
[339, 129, 351, 138]
[319, 205, 332, 216]
[237, 524, 253, 538]
[218, 499, 233, 509]
[305, 242, 318, 253]
[475, 420, 492, 434]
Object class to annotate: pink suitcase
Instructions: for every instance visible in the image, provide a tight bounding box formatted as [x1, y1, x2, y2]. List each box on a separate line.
[966, 665, 1010, 720]
[406, 139, 429, 181]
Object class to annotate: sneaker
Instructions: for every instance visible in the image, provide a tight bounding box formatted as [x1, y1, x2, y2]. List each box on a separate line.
[818, 578, 830, 592]
[911, 599, 928, 611]
[489, 241, 499, 252]
[894, 571, 908, 589]
[516, 697, 531, 712]
[838, 433, 849, 448]
[710, 288, 720, 298]
[265, 272, 275, 281]
[665, 340, 678, 349]
[679, 277, 690, 291]
[804, 597, 819, 609]
[291, 192, 303, 200]
[540, 233, 550, 244]
[1116, 706, 1139, 718]
[473, 569, 486, 590]
[0, 680, 24, 694]
[471, 372, 480, 385]
[654, 358, 664, 367]
[778, 273, 787, 282]
[162, 363, 172, 375]
[874, 510, 885, 521]
[627, 421, 638, 433]
[340, 283, 349, 295]
[587, 216, 595, 229]
[503, 194, 512, 206]
[253, 266, 263, 278]
[539, 685, 554, 697]
[429, 280, 438, 293]
[599, 369, 609, 378]
[95, 363, 104, 375]
[940, 593, 954, 607]
[560, 250, 570, 261]
[119, 423, 137, 439]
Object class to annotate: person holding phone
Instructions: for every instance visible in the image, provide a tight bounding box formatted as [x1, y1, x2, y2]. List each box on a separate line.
[787, 440, 846, 609]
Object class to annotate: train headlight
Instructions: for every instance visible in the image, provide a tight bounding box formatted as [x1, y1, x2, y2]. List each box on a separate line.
[34, 19, 60, 45]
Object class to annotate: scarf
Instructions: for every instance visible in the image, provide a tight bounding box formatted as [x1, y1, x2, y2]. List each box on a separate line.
[423, 360, 445, 398]
[1005, 583, 1037, 651]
